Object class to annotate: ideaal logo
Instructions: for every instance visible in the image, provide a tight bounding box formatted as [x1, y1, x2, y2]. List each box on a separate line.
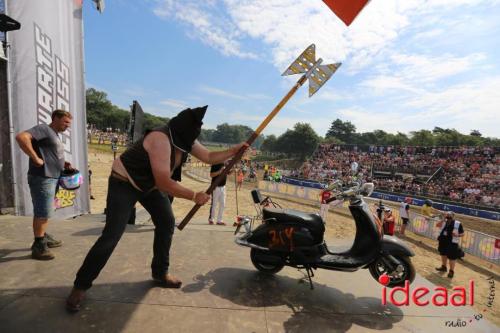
[379, 274, 474, 307]
[378, 274, 495, 327]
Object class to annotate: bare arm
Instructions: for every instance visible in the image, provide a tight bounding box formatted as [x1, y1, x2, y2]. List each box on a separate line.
[191, 140, 248, 165]
[15, 131, 43, 166]
[144, 132, 208, 204]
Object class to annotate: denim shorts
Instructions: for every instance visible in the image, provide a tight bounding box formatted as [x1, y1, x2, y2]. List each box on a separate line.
[28, 174, 58, 218]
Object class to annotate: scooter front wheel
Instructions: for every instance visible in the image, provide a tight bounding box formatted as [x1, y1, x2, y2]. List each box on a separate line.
[250, 249, 285, 274]
[369, 255, 416, 288]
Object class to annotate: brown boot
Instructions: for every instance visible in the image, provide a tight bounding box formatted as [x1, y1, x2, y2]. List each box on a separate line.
[31, 240, 55, 260]
[66, 288, 86, 313]
[44, 233, 63, 248]
[152, 273, 182, 288]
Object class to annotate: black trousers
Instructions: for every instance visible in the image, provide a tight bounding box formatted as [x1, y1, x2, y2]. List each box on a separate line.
[74, 176, 175, 290]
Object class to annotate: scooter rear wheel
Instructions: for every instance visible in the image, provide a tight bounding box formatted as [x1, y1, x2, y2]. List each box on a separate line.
[250, 249, 285, 274]
[369, 255, 416, 288]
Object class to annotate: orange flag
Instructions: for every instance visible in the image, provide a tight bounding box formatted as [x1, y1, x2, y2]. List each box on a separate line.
[322, 0, 370, 26]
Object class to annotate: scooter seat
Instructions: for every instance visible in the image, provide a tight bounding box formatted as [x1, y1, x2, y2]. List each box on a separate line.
[263, 207, 323, 226]
[262, 207, 325, 244]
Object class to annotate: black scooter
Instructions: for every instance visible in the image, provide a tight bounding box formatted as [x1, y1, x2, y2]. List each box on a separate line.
[234, 183, 416, 289]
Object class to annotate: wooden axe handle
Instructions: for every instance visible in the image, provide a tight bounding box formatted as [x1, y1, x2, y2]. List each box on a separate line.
[177, 75, 307, 230]
[177, 137, 253, 230]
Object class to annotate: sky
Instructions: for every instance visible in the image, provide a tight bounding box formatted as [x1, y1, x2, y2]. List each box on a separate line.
[83, 0, 500, 138]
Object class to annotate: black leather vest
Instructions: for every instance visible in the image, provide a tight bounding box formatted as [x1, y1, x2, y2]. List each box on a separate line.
[120, 126, 187, 192]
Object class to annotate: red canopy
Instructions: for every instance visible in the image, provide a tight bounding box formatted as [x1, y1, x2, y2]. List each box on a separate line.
[322, 0, 370, 26]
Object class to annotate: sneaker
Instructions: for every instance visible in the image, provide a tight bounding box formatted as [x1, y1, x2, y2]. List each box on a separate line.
[208, 220, 214, 225]
[44, 233, 62, 248]
[152, 273, 182, 288]
[447, 270, 454, 278]
[216, 221, 226, 226]
[435, 265, 447, 272]
[31, 241, 55, 260]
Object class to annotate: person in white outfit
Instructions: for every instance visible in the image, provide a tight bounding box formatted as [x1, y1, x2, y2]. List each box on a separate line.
[209, 162, 228, 225]
[399, 197, 412, 235]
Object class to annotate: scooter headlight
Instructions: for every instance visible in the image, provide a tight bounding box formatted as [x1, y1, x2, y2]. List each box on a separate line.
[360, 183, 374, 196]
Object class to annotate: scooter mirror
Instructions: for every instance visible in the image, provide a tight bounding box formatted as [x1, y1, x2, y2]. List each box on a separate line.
[343, 188, 356, 197]
[326, 180, 341, 191]
[360, 183, 374, 196]
[350, 161, 359, 174]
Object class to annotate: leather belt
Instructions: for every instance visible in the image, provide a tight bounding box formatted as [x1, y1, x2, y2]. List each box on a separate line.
[110, 170, 129, 183]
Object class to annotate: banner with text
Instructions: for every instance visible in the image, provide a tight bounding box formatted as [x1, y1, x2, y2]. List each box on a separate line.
[6, 0, 89, 217]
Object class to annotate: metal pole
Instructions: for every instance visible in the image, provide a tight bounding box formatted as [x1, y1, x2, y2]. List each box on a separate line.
[5, 0, 20, 215]
[80, 6, 91, 215]
[235, 166, 239, 216]
[425, 166, 443, 185]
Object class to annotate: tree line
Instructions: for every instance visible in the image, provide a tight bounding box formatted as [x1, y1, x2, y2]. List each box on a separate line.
[258, 119, 499, 161]
[86, 88, 168, 132]
[86, 88, 264, 147]
[323, 119, 500, 147]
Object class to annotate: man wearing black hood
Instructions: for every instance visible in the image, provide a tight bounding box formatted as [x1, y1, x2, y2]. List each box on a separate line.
[66, 106, 247, 312]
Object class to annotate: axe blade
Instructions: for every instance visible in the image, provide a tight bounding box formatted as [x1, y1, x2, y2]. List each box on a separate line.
[282, 44, 316, 76]
[308, 62, 342, 97]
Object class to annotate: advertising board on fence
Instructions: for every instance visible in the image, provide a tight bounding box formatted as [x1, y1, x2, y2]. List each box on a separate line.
[370, 192, 499, 221]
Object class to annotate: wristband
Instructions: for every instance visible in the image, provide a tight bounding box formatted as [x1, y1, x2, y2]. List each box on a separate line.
[192, 192, 197, 201]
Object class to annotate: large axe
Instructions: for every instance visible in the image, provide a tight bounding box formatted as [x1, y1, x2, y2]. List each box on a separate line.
[177, 44, 341, 230]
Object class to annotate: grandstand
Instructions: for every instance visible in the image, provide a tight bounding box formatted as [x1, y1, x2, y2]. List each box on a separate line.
[87, 125, 128, 146]
[296, 144, 499, 210]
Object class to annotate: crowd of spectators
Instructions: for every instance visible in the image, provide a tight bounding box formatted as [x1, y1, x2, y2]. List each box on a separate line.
[298, 144, 499, 209]
[87, 125, 128, 146]
[296, 144, 371, 185]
